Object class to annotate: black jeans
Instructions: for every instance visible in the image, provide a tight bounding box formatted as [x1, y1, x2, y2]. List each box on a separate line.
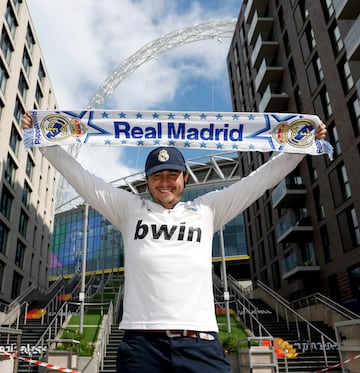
[116, 331, 231, 373]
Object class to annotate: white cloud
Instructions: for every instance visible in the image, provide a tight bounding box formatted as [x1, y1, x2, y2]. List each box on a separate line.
[25, 0, 240, 206]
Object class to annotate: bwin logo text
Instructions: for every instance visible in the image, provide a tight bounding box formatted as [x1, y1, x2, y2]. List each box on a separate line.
[134, 220, 201, 242]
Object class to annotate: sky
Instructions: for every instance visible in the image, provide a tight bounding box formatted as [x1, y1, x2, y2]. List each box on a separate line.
[25, 0, 241, 197]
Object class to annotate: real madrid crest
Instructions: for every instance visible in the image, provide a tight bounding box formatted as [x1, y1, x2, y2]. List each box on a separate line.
[271, 119, 315, 149]
[40, 114, 87, 142]
[158, 149, 170, 162]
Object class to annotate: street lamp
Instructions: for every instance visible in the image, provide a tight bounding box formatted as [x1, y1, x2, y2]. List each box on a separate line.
[79, 202, 89, 335]
[219, 227, 231, 333]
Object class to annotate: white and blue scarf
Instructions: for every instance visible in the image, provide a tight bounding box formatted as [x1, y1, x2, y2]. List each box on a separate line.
[24, 110, 333, 159]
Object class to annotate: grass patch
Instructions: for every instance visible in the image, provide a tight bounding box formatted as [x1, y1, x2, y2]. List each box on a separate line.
[217, 314, 253, 352]
[58, 314, 103, 356]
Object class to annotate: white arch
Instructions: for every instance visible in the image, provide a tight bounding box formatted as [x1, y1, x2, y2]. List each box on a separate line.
[87, 19, 237, 109]
[58, 19, 237, 207]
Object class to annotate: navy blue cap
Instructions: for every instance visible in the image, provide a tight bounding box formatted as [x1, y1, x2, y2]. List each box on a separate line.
[145, 147, 186, 176]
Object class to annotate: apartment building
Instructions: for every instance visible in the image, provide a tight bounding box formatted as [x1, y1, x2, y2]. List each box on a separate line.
[227, 0, 360, 311]
[0, 0, 57, 304]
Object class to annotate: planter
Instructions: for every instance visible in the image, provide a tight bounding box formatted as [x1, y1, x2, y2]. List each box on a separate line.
[47, 350, 78, 372]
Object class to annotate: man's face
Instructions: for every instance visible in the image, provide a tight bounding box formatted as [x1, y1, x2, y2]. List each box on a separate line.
[147, 170, 189, 209]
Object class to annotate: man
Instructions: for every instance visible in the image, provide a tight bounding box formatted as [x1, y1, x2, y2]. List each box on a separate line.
[22, 113, 326, 372]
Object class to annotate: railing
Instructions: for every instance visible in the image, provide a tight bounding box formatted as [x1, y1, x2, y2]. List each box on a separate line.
[33, 301, 70, 361]
[256, 280, 337, 367]
[291, 292, 360, 320]
[228, 276, 273, 338]
[6, 282, 38, 312]
[0, 300, 28, 328]
[98, 301, 113, 371]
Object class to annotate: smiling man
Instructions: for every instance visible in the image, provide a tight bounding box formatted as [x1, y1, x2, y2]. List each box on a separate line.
[21, 113, 327, 372]
[145, 147, 189, 208]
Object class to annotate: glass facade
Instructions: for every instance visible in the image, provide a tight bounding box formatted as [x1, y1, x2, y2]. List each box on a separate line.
[50, 184, 247, 278]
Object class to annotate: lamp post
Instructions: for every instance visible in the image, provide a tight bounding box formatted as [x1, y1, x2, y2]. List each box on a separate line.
[79, 202, 89, 335]
[219, 227, 231, 333]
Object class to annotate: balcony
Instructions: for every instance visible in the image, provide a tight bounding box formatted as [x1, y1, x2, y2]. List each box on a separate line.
[344, 16, 360, 60]
[251, 34, 279, 69]
[333, 0, 358, 19]
[248, 12, 274, 46]
[276, 211, 313, 243]
[272, 177, 306, 209]
[258, 84, 289, 112]
[255, 58, 284, 93]
[244, 0, 269, 24]
[282, 245, 320, 280]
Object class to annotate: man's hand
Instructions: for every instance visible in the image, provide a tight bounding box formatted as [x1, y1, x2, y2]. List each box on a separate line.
[21, 112, 33, 129]
[315, 122, 327, 140]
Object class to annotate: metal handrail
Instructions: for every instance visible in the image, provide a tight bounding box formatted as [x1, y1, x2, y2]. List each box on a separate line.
[0, 301, 28, 328]
[33, 301, 71, 361]
[256, 280, 337, 367]
[291, 292, 360, 320]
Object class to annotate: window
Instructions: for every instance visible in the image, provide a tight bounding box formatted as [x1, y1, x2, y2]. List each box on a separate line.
[283, 31, 291, 58]
[306, 24, 316, 49]
[328, 122, 341, 158]
[320, 225, 332, 263]
[0, 59, 8, 94]
[337, 206, 360, 253]
[9, 124, 21, 155]
[314, 87, 332, 120]
[18, 71, 28, 101]
[294, 86, 304, 113]
[268, 231, 277, 258]
[307, 54, 324, 93]
[288, 58, 297, 85]
[11, 271, 23, 299]
[0, 185, 13, 220]
[4, 153, 17, 187]
[294, 0, 309, 33]
[329, 22, 343, 56]
[35, 83, 43, 105]
[12, 0, 21, 13]
[278, 6, 285, 31]
[348, 264, 360, 298]
[0, 222, 9, 255]
[22, 48, 31, 75]
[348, 95, 360, 137]
[321, 0, 334, 21]
[306, 157, 318, 182]
[338, 57, 354, 93]
[5, 2, 17, 37]
[19, 209, 29, 238]
[313, 186, 325, 220]
[38, 61, 46, 82]
[0, 27, 13, 64]
[22, 181, 32, 208]
[13, 96, 24, 124]
[25, 154, 35, 179]
[329, 162, 351, 207]
[15, 240, 25, 268]
[0, 261, 4, 293]
[25, 25, 35, 52]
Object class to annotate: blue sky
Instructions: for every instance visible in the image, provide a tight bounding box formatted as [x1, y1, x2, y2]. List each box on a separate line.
[26, 0, 242, 187]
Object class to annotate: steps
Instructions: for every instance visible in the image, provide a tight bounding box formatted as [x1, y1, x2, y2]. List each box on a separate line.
[242, 299, 342, 373]
[0, 318, 51, 373]
[98, 325, 124, 372]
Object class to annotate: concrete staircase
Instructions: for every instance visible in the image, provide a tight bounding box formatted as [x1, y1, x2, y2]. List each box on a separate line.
[244, 299, 342, 373]
[0, 317, 51, 373]
[98, 325, 124, 373]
